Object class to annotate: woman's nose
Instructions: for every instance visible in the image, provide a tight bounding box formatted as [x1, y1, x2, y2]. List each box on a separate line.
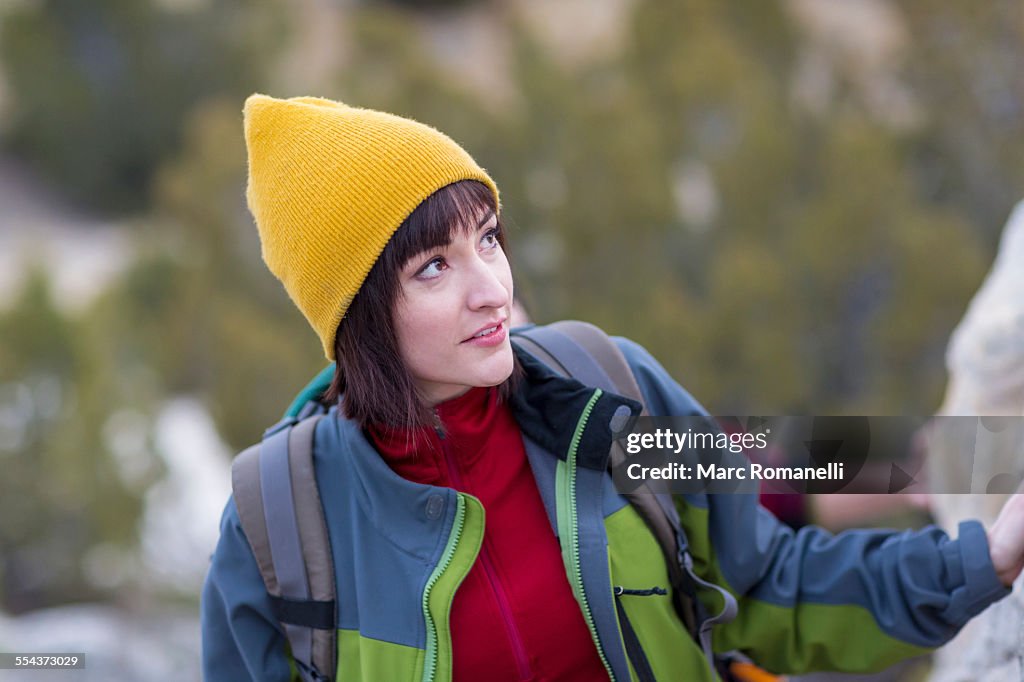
[465, 259, 510, 311]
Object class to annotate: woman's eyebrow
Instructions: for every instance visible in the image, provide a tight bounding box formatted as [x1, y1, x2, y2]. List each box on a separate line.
[476, 210, 497, 229]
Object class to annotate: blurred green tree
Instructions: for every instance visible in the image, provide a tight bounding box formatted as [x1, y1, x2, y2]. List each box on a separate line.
[0, 270, 143, 613]
[901, 0, 1024, 235]
[0, 0, 286, 213]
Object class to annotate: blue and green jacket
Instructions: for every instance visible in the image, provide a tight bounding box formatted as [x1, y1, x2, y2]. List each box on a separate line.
[201, 337, 1010, 681]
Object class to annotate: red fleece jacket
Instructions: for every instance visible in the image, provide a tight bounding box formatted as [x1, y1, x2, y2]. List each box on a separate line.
[368, 386, 608, 681]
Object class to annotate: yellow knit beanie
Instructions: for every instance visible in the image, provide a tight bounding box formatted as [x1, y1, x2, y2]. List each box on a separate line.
[243, 94, 500, 360]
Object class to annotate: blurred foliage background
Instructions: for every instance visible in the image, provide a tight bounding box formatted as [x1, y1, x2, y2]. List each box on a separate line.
[0, 0, 1022, 640]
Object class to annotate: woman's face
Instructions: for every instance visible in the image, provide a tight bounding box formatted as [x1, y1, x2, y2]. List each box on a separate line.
[393, 209, 514, 405]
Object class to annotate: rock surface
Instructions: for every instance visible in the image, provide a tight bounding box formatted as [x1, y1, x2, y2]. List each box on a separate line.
[928, 200, 1024, 682]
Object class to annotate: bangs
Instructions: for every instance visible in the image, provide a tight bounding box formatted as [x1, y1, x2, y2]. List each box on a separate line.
[384, 180, 500, 273]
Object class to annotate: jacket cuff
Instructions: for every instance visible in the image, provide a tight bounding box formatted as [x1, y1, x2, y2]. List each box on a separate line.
[940, 520, 1011, 626]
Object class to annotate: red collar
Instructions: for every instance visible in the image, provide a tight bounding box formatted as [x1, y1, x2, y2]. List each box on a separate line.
[367, 386, 500, 486]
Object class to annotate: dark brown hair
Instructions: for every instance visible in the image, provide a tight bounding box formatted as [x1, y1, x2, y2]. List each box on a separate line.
[323, 180, 522, 429]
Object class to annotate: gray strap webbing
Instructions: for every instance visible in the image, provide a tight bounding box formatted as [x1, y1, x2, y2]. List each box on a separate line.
[516, 324, 688, 590]
[260, 425, 315, 670]
[233, 444, 280, 595]
[513, 321, 738, 675]
[525, 323, 690, 574]
[514, 323, 691, 593]
[510, 333, 568, 376]
[686, 551, 739, 672]
[521, 322, 619, 393]
[289, 415, 337, 681]
[260, 426, 307, 595]
[232, 414, 335, 682]
[546, 321, 649, 411]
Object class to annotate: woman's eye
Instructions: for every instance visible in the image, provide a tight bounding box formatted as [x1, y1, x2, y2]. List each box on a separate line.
[481, 227, 501, 250]
[418, 257, 447, 279]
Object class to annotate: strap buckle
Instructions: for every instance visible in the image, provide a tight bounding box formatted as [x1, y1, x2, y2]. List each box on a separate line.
[294, 657, 332, 682]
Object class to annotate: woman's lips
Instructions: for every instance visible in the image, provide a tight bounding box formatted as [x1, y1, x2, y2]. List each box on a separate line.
[462, 322, 507, 347]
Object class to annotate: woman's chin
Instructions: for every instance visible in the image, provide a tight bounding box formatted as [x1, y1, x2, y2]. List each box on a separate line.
[476, 351, 514, 387]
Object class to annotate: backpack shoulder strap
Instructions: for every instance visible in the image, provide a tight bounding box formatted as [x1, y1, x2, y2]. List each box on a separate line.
[510, 324, 687, 569]
[232, 413, 337, 682]
[511, 321, 740, 674]
[512, 323, 687, 584]
[512, 320, 646, 407]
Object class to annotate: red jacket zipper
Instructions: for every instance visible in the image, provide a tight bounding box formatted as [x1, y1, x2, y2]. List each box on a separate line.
[436, 422, 534, 681]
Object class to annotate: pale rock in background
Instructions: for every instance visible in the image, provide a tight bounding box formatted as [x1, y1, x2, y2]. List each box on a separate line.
[928, 200, 1024, 682]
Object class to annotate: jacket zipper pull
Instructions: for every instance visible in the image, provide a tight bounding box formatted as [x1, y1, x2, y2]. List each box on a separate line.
[613, 586, 668, 597]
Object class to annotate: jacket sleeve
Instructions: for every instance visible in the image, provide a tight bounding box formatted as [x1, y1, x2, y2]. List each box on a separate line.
[614, 336, 1012, 674]
[201, 497, 297, 681]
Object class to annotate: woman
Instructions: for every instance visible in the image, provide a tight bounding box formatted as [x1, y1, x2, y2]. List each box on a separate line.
[202, 94, 1024, 681]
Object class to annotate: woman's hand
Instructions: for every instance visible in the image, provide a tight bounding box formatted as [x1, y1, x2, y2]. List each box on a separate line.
[988, 493, 1024, 587]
